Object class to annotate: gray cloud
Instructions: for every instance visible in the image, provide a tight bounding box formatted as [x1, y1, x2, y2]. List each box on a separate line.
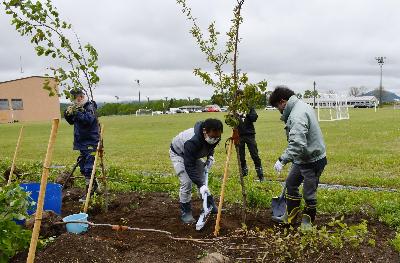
[1, 0, 399, 102]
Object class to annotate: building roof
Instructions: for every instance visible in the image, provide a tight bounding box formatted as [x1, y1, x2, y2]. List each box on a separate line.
[0, 76, 54, 86]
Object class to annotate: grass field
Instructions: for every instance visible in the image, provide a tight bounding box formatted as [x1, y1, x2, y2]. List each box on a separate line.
[1, 108, 400, 227]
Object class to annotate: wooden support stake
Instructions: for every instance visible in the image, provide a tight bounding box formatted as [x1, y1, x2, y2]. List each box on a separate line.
[83, 124, 104, 213]
[26, 119, 59, 263]
[214, 130, 234, 237]
[98, 131, 109, 212]
[7, 125, 24, 185]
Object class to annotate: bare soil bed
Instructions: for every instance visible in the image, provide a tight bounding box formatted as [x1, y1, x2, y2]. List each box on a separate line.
[12, 189, 400, 262]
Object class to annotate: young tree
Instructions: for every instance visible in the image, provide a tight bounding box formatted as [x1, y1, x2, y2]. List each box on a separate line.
[2, 0, 99, 101]
[304, 89, 319, 98]
[177, 0, 267, 225]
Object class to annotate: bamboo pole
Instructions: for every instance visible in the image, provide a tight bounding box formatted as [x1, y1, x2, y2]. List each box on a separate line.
[26, 119, 59, 263]
[83, 124, 104, 213]
[7, 125, 24, 185]
[214, 130, 234, 237]
[98, 133, 109, 212]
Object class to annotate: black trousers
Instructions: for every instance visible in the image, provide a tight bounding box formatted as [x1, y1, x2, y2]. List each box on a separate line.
[238, 134, 262, 169]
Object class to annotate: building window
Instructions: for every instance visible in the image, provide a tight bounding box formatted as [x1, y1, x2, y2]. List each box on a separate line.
[11, 99, 23, 110]
[0, 99, 9, 110]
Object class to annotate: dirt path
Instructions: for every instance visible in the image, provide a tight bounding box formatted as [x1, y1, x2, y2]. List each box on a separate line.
[12, 189, 400, 262]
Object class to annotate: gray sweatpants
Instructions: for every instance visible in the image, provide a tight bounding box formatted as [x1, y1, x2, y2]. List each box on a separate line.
[169, 149, 205, 203]
[286, 163, 325, 208]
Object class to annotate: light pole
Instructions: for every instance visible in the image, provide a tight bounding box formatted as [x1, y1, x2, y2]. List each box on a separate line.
[146, 96, 150, 104]
[134, 79, 140, 103]
[375, 57, 386, 106]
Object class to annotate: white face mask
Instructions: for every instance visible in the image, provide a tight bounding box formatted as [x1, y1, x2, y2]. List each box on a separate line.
[75, 96, 88, 107]
[205, 135, 220, 145]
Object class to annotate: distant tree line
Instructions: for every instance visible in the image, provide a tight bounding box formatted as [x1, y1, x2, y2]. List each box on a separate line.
[95, 98, 208, 116]
[61, 95, 268, 117]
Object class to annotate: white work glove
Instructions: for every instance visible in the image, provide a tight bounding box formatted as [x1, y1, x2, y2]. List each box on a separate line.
[199, 185, 210, 197]
[274, 159, 284, 173]
[204, 156, 214, 172]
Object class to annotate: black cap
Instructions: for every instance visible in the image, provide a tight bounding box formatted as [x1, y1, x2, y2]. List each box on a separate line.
[70, 89, 84, 98]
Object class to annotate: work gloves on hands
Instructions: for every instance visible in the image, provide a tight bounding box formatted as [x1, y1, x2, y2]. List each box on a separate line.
[65, 104, 84, 116]
[199, 185, 210, 197]
[204, 156, 214, 172]
[274, 159, 284, 173]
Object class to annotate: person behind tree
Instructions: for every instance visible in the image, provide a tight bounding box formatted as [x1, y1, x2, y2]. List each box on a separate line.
[169, 118, 223, 224]
[269, 86, 327, 230]
[237, 106, 265, 182]
[64, 90, 100, 202]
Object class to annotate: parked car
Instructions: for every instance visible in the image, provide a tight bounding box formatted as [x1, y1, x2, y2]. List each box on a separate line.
[265, 106, 276, 110]
[176, 109, 189, 114]
[204, 105, 221, 112]
[220, 106, 229, 112]
[354, 103, 374, 108]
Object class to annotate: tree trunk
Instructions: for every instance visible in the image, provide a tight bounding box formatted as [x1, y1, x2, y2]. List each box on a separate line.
[235, 144, 247, 223]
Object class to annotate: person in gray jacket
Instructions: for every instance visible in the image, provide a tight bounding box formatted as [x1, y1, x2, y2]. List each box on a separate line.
[170, 119, 223, 223]
[269, 86, 327, 229]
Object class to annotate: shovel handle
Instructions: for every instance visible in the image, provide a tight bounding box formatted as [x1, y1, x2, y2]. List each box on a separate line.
[280, 185, 287, 199]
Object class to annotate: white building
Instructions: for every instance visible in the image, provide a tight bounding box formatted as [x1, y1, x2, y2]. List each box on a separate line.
[302, 95, 378, 108]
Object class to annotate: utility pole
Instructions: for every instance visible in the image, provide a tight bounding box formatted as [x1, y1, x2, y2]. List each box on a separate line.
[313, 81, 316, 109]
[375, 57, 386, 106]
[146, 96, 150, 104]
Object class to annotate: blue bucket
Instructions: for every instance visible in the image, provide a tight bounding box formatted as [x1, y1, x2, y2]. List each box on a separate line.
[20, 183, 62, 215]
[63, 213, 89, 234]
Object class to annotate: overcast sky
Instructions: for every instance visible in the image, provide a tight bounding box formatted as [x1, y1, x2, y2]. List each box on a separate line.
[0, 0, 399, 102]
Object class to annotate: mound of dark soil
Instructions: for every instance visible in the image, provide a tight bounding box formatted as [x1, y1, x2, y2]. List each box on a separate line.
[11, 190, 400, 263]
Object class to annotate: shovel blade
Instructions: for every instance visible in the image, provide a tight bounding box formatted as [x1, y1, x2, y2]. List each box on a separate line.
[271, 195, 286, 217]
[196, 207, 211, 231]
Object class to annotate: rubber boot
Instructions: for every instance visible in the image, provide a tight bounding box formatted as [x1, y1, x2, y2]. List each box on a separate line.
[79, 179, 99, 203]
[271, 195, 301, 225]
[180, 202, 196, 224]
[79, 185, 90, 203]
[207, 195, 218, 214]
[241, 166, 248, 177]
[255, 167, 265, 182]
[300, 206, 316, 231]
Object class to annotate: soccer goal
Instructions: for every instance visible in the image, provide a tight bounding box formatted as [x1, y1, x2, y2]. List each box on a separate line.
[317, 94, 350, 122]
[135, 108, 153, 116]
[394, 101, 400, 110]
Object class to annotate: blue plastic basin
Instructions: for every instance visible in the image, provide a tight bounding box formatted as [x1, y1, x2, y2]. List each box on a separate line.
[20, 183, 62, 215]
[63, 213, 89, 234]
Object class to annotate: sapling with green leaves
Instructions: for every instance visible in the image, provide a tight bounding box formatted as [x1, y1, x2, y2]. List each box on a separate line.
[177, 0, 267, 223]
[2, 0, 99, 101]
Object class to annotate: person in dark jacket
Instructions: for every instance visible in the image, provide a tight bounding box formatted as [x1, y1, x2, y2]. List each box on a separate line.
[170, 119, 223, 223]
[64, 90, 100, 202]
[237, 108, 265, 182]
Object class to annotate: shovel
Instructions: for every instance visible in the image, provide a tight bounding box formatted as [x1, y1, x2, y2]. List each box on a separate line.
[271, 184, 286, 218]
[55, 156, 83, 189]
[196, 170, 212, 231]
